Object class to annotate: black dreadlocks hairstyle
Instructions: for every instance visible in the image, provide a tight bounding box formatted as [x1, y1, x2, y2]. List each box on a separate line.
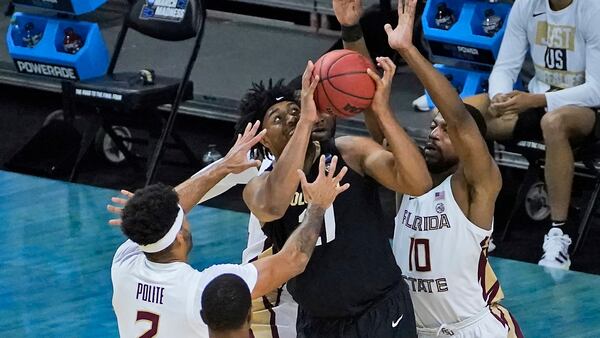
[235, 79, 298, 160]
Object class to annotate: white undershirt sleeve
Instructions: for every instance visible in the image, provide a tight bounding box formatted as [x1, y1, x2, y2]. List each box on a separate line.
[488, 0, 529, 99]
[545, 14, 600, 111]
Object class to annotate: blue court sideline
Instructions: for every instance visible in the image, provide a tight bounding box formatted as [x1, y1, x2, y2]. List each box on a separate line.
[0, 170, 599, 337]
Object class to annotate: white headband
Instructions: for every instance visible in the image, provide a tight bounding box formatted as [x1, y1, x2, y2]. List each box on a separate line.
[139, 205, 184, 253]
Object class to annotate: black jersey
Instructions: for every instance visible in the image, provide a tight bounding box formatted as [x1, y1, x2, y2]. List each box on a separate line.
[263, 140, 403, 318]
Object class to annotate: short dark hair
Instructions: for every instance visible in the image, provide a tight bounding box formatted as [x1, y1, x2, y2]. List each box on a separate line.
[235, 79, 297, 159]
[464, 103, 487, 138]
[201, 273, 251, 332]
[121, 183, 179, 246]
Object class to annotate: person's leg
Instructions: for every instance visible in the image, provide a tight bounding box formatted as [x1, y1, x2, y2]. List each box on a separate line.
[538, 105, 596, 269]
[465, 94, 519, 141]
[541, 106, 596, 225]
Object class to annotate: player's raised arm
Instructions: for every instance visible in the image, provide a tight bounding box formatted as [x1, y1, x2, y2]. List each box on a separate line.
[386, 0, 500, 196]
[174, 121, 265, 213]
[243, 61, 320, 223]
[106, 122, 264, 222]
[339, 55, 431, 195]
[250, 155, 349, 298]
[333, 0, 385, 144]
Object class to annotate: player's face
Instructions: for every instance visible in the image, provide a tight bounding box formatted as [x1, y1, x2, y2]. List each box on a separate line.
[311, 112, 336, 142]
[424, 112, 458, 173]
[261, 101, 300, 156]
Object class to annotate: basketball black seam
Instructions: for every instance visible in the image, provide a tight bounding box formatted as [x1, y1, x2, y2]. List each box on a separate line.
[324, 52, 374, 101]
[320, 70, 370, 81]
[326, 78, 374, 100]
[319, 51, 344, 115]
[325, 51, 361, 80]
[322, 76, 346, 116]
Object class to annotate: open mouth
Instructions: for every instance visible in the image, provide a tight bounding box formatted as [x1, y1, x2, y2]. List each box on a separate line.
[424, 143, 438, 153]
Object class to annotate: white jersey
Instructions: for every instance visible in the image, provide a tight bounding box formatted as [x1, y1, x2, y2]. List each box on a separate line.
[392, 176, 503, 329]
[111, 240, 257, 338]
[489, 0, 600, 111]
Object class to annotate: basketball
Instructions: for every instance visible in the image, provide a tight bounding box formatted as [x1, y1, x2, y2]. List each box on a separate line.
[313, 49, 376, 118]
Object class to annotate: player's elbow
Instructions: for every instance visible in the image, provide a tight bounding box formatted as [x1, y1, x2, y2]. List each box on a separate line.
[246, 199, 287, 223]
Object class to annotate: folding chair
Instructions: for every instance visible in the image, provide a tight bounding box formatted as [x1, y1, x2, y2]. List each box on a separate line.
[62, 0, 206, 185]
[500, 139, 600, 256]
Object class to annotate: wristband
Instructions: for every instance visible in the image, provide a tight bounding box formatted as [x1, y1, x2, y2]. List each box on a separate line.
[341, 24, 363, 43]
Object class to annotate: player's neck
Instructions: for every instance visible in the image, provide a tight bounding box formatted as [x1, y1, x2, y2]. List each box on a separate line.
[145, 251, 187, 264]
[549, 0, 573, 11]
[209, 328, 249, 338]
[430, 166, 457, 188]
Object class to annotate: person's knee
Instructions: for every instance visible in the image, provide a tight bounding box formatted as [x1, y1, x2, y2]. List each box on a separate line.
[541, 108, 569, 141]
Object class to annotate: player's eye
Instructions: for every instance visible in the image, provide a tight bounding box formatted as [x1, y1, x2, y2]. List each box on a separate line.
[274, 116, 281, 123]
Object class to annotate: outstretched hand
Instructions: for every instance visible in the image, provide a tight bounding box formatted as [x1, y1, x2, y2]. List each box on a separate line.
[333, 0, 363, 26]
[384, 0, 418, 52]
[297, 155, 350, 209]
[366, 57, 396, 115]
[223, 120, 266, 174]
[107, 189, 134, 226]
[300, 60, 320, 124]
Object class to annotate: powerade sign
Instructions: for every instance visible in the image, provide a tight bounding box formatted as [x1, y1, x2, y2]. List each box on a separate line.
[14, 59, 79, 80]
[13, 0, 74, 12]
[140, 0, 188, 23]
[428, 41, 495, 65]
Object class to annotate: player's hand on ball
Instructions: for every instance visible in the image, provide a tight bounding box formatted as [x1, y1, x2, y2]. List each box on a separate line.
[297, 155, 350, 209]
[223, 120, 265, 174]
[384, 0, 417, 52]
[366, 57, 396, 115]
[333, 0, 363, 26]
[107, 189, 134, 226]
[300, 60, 320, 124]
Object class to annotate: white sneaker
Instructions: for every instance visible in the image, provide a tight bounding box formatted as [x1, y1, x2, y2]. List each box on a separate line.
[412, 94, 431, 112]
[538, 228, 572, 270]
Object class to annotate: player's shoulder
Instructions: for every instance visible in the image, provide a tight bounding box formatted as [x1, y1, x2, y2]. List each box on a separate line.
[197, 263, 258, 292]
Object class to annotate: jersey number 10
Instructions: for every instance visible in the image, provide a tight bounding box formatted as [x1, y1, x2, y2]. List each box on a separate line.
[408, 238, 432, 272]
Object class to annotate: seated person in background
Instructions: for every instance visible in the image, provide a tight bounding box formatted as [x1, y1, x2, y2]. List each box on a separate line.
[469, 0, 600, 270]
[201, 274, 252, 338]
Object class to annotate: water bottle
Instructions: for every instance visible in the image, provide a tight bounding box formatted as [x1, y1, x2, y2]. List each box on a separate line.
[435, 3, 456, 30]
[482, 9, 503, 36]
[202, 144, 223, 166]
[63, 27, 84, 54]
[23, 22, 42, 48]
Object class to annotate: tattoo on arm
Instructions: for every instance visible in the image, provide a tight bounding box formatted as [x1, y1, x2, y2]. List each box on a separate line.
[285, 205, 326, 259]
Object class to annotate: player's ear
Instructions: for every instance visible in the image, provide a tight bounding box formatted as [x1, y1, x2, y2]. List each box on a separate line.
[247, 309, 252, 324]
[200, 309, 207, 323]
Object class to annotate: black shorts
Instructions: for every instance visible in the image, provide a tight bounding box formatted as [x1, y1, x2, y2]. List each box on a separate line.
[513, 107, 600, 142]
[296, 281, 417, 338]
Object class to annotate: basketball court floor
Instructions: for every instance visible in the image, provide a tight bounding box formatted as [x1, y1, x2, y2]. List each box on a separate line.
[1, 170, 599, 337]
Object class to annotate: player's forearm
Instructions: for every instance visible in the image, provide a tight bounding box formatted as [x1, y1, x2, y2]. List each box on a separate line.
[343, 37, 371, 60]
[375, 107, 431, 195]
[399, 46, 468, 126]
[175, 163, 229, 213]
[259, 120, 314, 218]
[280, 204, 326, 274]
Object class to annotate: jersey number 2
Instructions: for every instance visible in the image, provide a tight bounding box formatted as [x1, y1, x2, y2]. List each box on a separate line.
[409, 238, 431, 272]
[136, 311, 159, 338]
[298, 205, 336, 246]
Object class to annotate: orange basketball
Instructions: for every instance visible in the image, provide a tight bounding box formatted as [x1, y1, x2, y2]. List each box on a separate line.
[313, 49, 375, 118]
